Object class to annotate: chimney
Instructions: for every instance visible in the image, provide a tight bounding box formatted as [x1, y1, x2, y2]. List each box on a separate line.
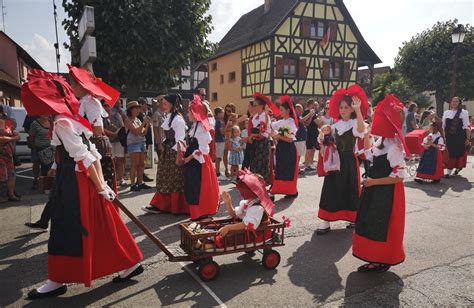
[264, 0, 273, 14]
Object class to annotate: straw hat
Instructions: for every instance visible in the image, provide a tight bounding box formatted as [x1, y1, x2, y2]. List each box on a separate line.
[126, 101, 140, 110]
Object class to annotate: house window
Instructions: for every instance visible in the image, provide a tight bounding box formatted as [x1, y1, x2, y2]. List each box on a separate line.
[323, 60, 350, 81]
[310, 21, 326, 38]
[229, 71, 236, 82]
[211, 63, 217, 71]
[329, 62, 341, 79]
[283, 58, 297, 77]
[211, 92, 218, 101]
[220, 75, 224, 84]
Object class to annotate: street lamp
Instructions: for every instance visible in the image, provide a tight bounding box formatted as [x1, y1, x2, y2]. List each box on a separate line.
[450, 24, 466, 99]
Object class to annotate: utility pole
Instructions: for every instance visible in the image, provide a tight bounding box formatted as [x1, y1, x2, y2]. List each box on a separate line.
[1, 0, 6, 32]
[53, 0, 60, 73]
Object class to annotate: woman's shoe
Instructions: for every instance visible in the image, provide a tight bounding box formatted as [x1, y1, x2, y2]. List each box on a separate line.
[357, 263, 391, 273]
[284, 192, 298, 199]
[130, 184, 141, 192]
[27, 285, 67, 299]
[316, 227, 331, 235]
[8, 195, 21, 202]
[112, 265, 144, 283]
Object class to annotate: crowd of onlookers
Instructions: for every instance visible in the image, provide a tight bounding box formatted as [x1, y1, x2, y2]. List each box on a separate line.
[1, 94, 474, 202]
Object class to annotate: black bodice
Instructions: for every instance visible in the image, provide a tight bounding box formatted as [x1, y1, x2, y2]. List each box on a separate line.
[335, 129, 356, 153]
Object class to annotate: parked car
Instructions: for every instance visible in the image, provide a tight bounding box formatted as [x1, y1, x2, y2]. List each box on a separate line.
[10, 107, 30, 159]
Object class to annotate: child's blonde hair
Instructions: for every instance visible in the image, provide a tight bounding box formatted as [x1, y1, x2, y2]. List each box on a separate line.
[232, 125, 241, 137]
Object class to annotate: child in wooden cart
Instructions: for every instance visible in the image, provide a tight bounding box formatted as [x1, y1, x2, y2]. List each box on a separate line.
[194, 169, 275, 250]
[415, 119, 445, 184]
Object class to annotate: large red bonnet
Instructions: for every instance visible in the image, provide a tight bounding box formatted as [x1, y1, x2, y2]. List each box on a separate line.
[328, 84, 369, 120]
[237, 169, 274, 216]
[280, 95, 299, 126]
[253, 92, 280, 117]
[190, 95, 211, 131]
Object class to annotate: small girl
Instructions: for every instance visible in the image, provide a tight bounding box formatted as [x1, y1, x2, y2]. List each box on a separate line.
[228, 125, 243, 178]
[317, 124, 340, 175]
[415, 120, 445, 184]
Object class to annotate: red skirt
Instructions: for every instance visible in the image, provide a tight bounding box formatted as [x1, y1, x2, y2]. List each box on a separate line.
[209, 129, 217, 162]
[416, 150, 444, 180]
[352, 182, 405, 265]
[271, 154, 299, 195]
[48, 172, 143, 287]
[150, 192, 189, 215]
[446, 151, 467, 169]
[188, 155, 220, 220]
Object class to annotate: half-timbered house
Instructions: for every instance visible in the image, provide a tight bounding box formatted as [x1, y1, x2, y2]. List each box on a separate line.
[208, 0, 381, 113]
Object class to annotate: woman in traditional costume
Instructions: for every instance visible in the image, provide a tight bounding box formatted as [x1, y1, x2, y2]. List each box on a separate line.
[442, 97, 471, 177]
[270, 96, 299, 198]
[143, 94, 189, 215]
[316, 85, 368, 235]
[183, 95, 220, 220]
[248, 93, 280, 185]
[22, 70, 143, 299]
[352, 94, 409, 272]
[68, 65, 121, 192]
[415, 119, 445, 184]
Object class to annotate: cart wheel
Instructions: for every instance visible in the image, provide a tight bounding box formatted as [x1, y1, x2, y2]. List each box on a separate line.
[199, 261, 219, 281]
[262, 250, 281, 270]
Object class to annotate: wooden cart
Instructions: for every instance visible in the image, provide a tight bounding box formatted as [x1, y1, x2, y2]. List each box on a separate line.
[114, 200, 286, 281]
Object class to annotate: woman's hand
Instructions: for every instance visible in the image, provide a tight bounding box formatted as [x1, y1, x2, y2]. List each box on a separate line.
[363, 177, 376, 187]
[352, 96, 362, 111]
[47, 169, 56, 177]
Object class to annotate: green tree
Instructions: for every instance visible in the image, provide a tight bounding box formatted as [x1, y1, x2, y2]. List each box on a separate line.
[372, 71, 431, 108]
[62, 0, 214, 98]
[395, 20, 473, 116]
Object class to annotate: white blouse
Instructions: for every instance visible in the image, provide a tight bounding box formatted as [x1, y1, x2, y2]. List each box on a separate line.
[79, 94, 108, 127]
[161, 113, 186, 151]
[442, 109, 469, 130]
[422, 132, 445, 151]
[251, 112, 271, 137]
[365, 137, 408, 179]
[189, 122, 212, 164]
[333, 119, 366, 139]
[51, 115, 101, 171]
[271, 117, 298, 140]
[234, 199, 265, 229]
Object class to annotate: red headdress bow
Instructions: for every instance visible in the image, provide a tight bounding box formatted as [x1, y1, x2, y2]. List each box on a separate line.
[21, 69, 92, 130]
[190, 95, 211, 131]
[280, 95, 298, 126]
[236, 169, 275, 216]
[68, 64, 120, 107]
[253, 92, 280, 117]
[328, 84, 369, 120]
[372, 94, 410, 155]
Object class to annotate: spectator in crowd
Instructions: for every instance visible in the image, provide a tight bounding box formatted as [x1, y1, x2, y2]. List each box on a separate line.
[0, 106, 20, 201]
[214, 107, 225, 179]
[302, 99, 319, 171]
[295, 104, 307, 170]
[406, 102, 419, 134]
[152, 95, 166, 159]
[125, 101, 152, 192]
[223, 103, 237, 177]
[103, 102, 127, 187]
[29, 116, 53, 188]
[402, 101, 409, 134]
[319, 102, 334, 126]
[242, 101, 256, 170]
[137, 97, 154, 183]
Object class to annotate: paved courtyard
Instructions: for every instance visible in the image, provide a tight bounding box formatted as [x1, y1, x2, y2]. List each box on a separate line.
[1, 158, 473, 307]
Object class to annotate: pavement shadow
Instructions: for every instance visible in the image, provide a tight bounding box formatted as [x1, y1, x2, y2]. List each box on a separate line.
[286, 230, 352, 303]
[446, 176, 473, 193]
[0, 233, 46, 261]
[344, 271, 404, 306]
[405, 181, 449, 198]
[22, 280, 140, 308]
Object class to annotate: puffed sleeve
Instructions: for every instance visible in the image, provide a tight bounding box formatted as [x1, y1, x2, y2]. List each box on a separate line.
[351, 119, 367, 139]
[270, 119, 282, 131]
[289, 119, 298, 135]
[387, 141, 408, 179]
[54, 119, 101, 169]
[234, 200, 247, 219]
[82, 97, 105, 127]
[171, 115, 186, 151]
[192, 124, 211, 163]
[461, 110, 469, 130]
[242, 206, 264, 229]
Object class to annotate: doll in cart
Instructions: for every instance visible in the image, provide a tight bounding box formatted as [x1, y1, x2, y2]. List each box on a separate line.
[317, 125, 341, 176]
[194, 169, 275, 251]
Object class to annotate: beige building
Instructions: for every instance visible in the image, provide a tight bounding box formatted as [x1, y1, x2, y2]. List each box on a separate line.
[0, 31, 44, 107]
[208, 0, 381, 114]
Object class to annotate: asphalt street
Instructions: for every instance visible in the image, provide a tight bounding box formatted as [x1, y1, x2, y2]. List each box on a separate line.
[1, 158, 473, 307]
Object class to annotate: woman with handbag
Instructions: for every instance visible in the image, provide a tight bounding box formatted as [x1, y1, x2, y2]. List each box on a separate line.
[443, 97, 471, 177]
[29, 115, 54, 187]
[143, 93, 189, 215]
